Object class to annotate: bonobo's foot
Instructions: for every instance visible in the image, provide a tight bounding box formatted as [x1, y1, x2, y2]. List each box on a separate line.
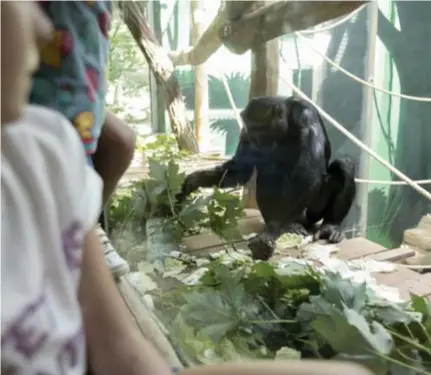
[284, 222, 309, 237]
[313, 223, 344, 243]
[248, 233, 276, 261]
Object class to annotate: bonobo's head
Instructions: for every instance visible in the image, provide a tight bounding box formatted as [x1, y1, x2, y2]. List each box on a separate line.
[241, 95, 308, 151]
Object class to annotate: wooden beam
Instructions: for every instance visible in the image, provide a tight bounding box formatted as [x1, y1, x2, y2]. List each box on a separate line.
[168, 2, 226, 66]
[219, 1, 367, 55]
[170, 1, 367, 66]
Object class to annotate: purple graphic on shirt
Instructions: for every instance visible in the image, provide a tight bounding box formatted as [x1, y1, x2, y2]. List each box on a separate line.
[61, 220, 84, 270]
[1, 293, 48, 359]
[2, 219, 86, 373]
[2, 289, 85, 374]
[57, 328, 84, 374]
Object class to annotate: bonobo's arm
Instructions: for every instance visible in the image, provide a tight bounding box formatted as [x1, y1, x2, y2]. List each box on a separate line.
[308, 157, 356, 243]
[323, 157, 356, 224]
[178, 131, 255, 199]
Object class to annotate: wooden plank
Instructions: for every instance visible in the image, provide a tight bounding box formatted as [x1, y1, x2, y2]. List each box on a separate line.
[365, 247, 415, 263]
[394, 273, 431, 299]
[117, 276, 183, 367]
[336, 237, 387, 260]
[182, 209, 263, 255]
[182, 231, 226, 256]
[404, 252, 431, 267]
[373, 267, 419, 286]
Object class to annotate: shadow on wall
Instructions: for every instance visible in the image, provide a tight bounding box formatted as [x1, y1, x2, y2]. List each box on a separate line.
[379, 1, 431, 244]
[317, 7, 369, 236]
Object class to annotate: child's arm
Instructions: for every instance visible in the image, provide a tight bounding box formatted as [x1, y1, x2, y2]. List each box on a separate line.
[79, 228, 172, 375]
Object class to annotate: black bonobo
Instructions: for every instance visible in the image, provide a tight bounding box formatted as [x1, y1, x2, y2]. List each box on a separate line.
[177, 96, 356, 260]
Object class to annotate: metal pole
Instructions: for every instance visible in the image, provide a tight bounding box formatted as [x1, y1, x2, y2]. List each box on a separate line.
[147, 1, 161, 134]
[359, 2, 379, 237]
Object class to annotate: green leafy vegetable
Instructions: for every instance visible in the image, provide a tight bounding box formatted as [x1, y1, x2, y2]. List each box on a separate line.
[154, 255, 431, 373]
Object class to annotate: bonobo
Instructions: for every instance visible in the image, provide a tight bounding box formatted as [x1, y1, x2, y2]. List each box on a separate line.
[177, 96, 356, 260]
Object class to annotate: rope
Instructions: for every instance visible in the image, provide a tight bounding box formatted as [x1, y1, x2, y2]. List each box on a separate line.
[354, 178, 431, 186]
[295, 32, 431, 102]
[279, 75, 431, 201]
[220, 74, 244, 129]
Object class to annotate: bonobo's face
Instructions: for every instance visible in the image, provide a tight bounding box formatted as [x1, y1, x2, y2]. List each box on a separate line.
[241, 95, 312, 151]
[241, 96, 292, 151]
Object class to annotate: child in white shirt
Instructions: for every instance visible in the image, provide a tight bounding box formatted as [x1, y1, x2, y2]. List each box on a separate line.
[1, 3, 171, 375]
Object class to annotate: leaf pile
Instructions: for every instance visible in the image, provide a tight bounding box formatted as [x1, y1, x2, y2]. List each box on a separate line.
[110, 136, 244, 242]
[153, 253, 431, 374]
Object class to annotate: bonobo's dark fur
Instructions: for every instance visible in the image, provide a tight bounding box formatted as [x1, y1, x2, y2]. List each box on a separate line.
[178, 96, 356, 260]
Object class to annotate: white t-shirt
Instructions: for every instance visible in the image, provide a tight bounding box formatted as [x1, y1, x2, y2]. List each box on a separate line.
[1, 105, 102, 375]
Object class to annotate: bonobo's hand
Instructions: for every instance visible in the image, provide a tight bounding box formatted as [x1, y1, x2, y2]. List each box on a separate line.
[313, 223, 344, 243]
[248, 232, 276, 261]
[176, 172, 201, 203]
[284, 222, 309, 236]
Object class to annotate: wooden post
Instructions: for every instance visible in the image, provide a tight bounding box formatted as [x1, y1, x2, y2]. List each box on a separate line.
[358, 2, 378, 237]
[190, 0, 209, 147]
[242, 38, 280, 209]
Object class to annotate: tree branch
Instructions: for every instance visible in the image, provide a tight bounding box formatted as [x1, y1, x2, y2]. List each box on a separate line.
[167, 2, 228, 66]
[219, 1, 367, 55]
[120, 1, 199, 153]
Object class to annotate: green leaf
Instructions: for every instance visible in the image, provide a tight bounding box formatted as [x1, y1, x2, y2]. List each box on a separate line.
[148, 158, 166, 181]
[253, 262, 277, 278]
[200, 322, 237, 342]
[275, 347, 301, 360]
[299, 295, 340, 319]
[181, 291, 240, 341]
[344, 308, 394, 355]
[178, 196, 211, 229]
[370, 302, 422, 326]
[276, 263, 320, 291]
[411, 294, 431, 318]
[320, 271, 367, 311]
[166, 160, 185, 196]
